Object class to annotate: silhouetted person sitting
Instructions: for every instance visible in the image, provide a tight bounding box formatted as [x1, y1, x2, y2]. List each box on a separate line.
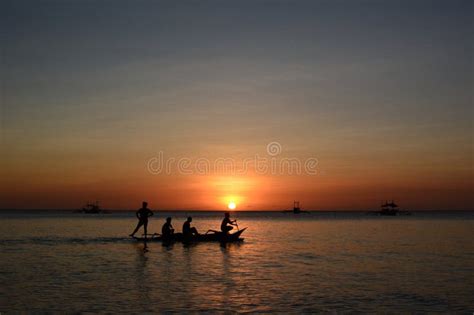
[182, 217, 199, 237]
[161, 217, 174, 238]
[221, 212, 237, 234]
[130, 201, 154, 237]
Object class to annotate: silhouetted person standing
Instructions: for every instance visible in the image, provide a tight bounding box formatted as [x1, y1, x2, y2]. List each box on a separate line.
[162, 217, 174, 238]
[130, 201, 154, 237]
[182, 217, 199, 237]
[221, 212, 237, 234]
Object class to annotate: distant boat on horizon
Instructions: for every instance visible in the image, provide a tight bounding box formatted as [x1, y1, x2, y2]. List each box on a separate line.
[283, 201, 309, 214]
[76, 201, 103, 214]
[374, 200, 411, 216]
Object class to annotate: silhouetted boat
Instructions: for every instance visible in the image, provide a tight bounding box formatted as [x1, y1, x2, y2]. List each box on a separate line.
[373, 200, 411, 216]
[133, 228, 247, 243]
[77, 201, 102, 214]
[283, 201, 309, 214]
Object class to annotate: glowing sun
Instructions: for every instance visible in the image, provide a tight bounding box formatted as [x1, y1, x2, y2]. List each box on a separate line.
[227, 202, 236, 210]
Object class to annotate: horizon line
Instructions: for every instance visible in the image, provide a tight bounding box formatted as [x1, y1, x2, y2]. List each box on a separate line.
[1, 208, 473, 212]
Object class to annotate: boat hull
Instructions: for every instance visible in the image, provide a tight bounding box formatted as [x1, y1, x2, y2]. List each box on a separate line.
[133, 228, 246, 243]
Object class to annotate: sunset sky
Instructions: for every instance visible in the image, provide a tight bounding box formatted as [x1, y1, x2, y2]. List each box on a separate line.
[1, 0, 472, 210]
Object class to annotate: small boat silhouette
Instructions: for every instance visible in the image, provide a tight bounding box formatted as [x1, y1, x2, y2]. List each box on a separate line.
[374, 200, 411, 216]
[77, 201, 102, 214]
[132, 228, 247, 243]
[283, 201, 309, 214]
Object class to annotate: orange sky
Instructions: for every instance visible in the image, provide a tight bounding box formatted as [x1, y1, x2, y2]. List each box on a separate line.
[1, 142, 472, 210]
[1, 1, 472, 210]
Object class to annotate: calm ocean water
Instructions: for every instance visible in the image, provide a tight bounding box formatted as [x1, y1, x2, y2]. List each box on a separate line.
[1, 211, 473, 313]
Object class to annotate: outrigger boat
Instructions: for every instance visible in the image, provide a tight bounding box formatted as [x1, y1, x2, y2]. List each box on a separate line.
[75, 201, 103, 214]
[283, 201, 309, 214]
[132, 228, 247, 243]
[371, 200, 411, 216]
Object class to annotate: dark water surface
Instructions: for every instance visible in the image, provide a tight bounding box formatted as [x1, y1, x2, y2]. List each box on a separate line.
[1, 211, 473, 313]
